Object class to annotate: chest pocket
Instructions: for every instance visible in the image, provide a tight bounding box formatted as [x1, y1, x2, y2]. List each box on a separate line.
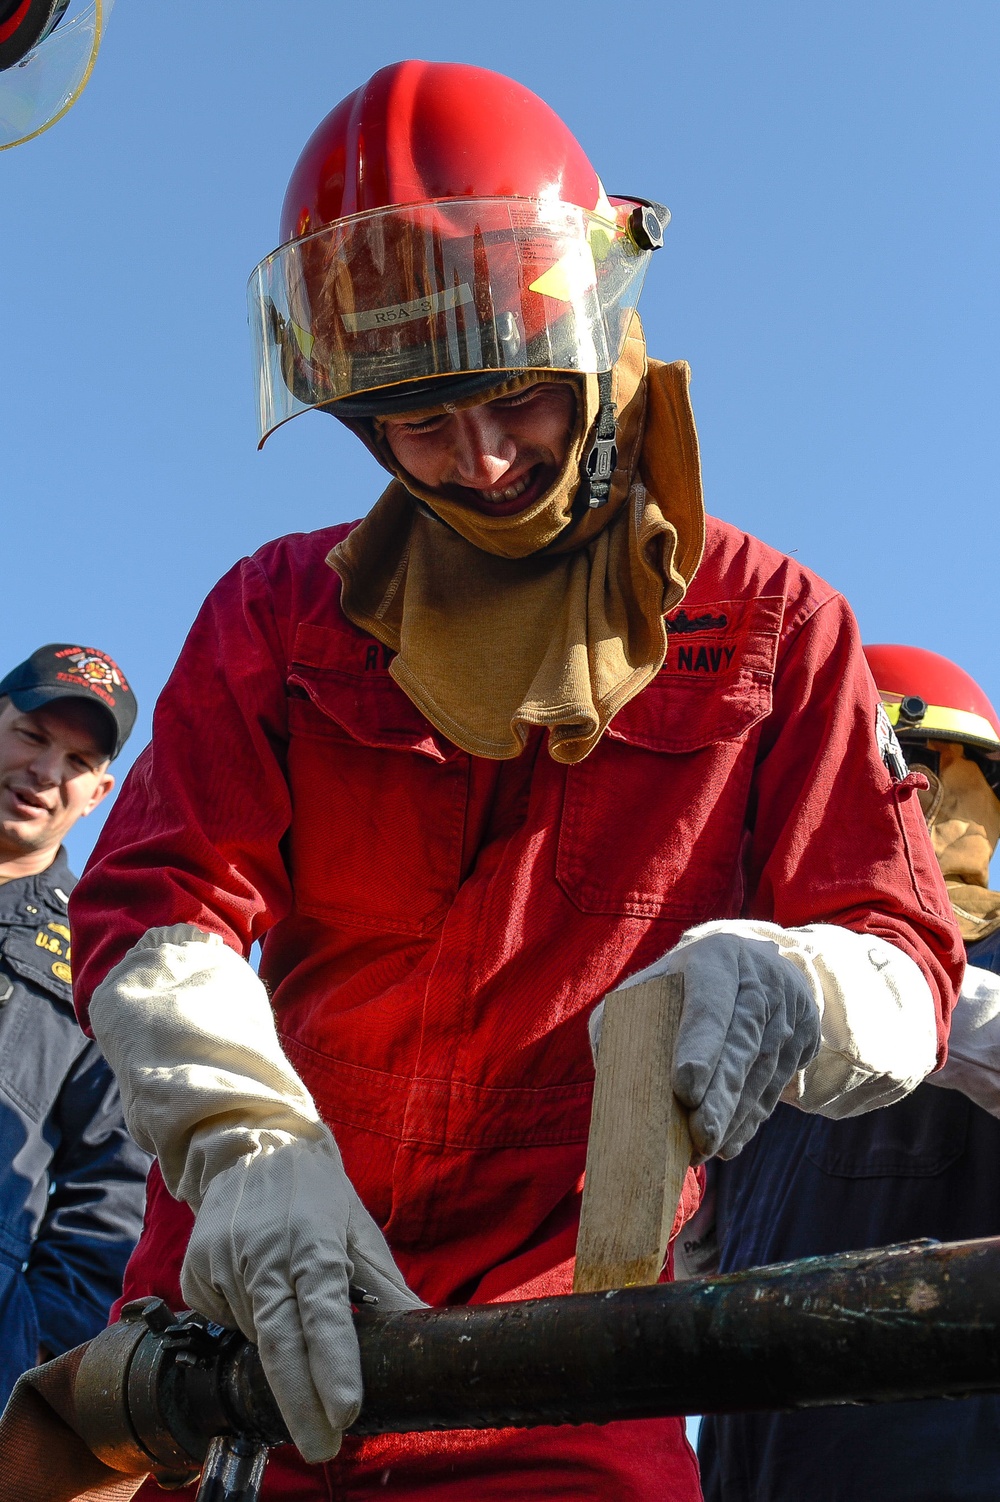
[0, 924, 84, 1122]
[556, 596, 783, 923]
[286, 621, 469, 936]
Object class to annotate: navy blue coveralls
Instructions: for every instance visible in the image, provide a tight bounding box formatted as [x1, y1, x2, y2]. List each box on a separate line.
[698, 929, 1000, 1502]
[0, 848, 149, 1408]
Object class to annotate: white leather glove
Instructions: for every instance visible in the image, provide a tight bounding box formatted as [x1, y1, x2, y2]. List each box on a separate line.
[89, 925, 423, 1464]
[591, 920, 939, 1152]
[592, 933, 820, 1161]
[182, 1133, 419, 1461]
[926, 963, 1000, 1118]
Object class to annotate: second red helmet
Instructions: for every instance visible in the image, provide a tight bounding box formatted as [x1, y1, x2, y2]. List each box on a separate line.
[864, 643, 1000, 756]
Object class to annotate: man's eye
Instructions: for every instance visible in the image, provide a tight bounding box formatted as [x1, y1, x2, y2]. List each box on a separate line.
[493, 387, 543, 410]
[400, 415, 447, 434]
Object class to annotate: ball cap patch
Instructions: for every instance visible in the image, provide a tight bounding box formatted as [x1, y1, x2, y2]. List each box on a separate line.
[0, 643, 137, 760]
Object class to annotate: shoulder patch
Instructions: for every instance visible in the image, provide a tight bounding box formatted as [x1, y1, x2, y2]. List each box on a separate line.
[876, 701, 908, 781]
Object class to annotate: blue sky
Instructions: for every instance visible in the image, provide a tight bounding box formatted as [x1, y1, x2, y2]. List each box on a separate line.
[2, 0, 998, 872]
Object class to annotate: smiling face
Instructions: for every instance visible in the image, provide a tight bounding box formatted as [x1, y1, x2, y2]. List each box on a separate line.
[0, 698, 114, 875]
[381, 381, 578, 516]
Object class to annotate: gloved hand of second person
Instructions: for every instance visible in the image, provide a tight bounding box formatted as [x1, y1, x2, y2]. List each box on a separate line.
[594, 933, 821, 1162]
[182, 1128, 424, 1464]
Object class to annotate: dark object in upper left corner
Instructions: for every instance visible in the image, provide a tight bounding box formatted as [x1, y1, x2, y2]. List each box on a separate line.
[0, 0, 71, 73]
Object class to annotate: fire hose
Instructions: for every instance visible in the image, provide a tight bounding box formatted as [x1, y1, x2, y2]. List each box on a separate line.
[4, 1236, 1000, 1501]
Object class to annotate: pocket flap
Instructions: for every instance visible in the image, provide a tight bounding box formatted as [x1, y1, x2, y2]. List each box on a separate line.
[289, 622, 458, 761]
[2, 924, 74, 1005]
[607, 596, 784, 752]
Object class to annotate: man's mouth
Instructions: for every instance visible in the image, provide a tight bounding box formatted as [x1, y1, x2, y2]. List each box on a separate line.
[481, 473, 531, 504]
[5, 785, 50, 817]
[470, 463, 550, 516]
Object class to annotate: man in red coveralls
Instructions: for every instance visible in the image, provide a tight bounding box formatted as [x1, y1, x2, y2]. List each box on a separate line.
[69, 62, 961, 1502]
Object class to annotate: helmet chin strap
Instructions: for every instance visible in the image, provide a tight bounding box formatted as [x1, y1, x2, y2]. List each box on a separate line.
[581, 370, 618, 507]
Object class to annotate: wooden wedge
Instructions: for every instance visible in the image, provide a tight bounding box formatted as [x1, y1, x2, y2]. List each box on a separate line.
[574, 971, 692, 1293]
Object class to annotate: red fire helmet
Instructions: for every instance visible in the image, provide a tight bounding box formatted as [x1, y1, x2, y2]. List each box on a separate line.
[279, 60, 604, 242]
[864, 643, 1000, 756]
[248, 60, 668, 445]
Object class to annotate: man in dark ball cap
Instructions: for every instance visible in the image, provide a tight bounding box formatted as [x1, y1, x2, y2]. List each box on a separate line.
[0, 643, 148, 1407]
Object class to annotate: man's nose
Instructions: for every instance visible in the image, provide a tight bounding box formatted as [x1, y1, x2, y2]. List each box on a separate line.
[450, 411, 516, 489]
[27, 745, 62, 787]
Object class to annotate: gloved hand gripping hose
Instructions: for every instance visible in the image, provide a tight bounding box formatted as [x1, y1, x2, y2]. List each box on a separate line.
[87, 926, 423, 1465]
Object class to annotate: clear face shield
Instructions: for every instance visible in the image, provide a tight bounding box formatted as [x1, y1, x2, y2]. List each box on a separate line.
[0, 0, 113, 150]
[247, 194, 668, 447]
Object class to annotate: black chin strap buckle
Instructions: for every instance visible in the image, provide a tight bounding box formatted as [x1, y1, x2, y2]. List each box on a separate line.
[585, 434, 619, 506]
[583, 369, 619, 508]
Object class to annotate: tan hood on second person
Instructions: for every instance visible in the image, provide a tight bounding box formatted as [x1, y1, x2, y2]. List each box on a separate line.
[915, 740, 1000, 942]
[327, 316, 706, 763]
